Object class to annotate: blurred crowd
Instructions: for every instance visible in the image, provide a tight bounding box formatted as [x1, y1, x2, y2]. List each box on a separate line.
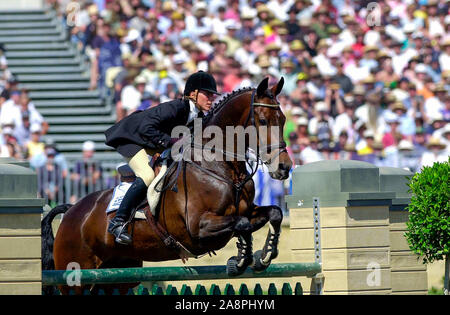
[0, 44, 103, 204]
[0, 55, 51, 162]
[1, 0, 449, 206]
[49, 0, 449, 173]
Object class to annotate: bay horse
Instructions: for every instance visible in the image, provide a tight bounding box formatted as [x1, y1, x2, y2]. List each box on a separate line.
[42, 77, 292, 294]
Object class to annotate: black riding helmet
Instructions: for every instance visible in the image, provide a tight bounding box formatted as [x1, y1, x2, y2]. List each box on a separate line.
[184, 70, 221, 96]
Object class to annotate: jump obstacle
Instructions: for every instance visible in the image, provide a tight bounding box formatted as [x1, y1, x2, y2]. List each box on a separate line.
[0, 158, 429, 295]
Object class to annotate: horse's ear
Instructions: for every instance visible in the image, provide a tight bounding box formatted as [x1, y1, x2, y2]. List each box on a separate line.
[256, 77, 269, 97]
[272, 77, 284, 96]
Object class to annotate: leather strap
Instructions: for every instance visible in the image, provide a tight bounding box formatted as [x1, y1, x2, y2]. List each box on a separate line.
[142, 205, 196, 262]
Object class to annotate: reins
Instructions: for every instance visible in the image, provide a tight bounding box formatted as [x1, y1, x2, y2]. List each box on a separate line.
[147, 87, 287, 260]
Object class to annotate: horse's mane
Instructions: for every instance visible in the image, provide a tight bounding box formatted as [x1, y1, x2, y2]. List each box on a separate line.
[203, 86, 254, 125]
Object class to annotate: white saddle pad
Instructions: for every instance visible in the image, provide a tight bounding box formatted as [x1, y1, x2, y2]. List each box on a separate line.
[106, 182, 146, 220]
[106, 161, 169, 219]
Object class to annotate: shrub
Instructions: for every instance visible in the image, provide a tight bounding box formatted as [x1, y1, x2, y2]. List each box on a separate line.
[405, 158, 449, 294]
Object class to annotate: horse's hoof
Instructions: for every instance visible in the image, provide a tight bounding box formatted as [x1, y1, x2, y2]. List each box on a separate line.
[226, 256, 253, 277]
[251, 250, 271, 273]
[226, 256, 241, 276]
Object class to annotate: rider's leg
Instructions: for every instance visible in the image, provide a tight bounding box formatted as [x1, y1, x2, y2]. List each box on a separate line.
[108, 149, 155, 245]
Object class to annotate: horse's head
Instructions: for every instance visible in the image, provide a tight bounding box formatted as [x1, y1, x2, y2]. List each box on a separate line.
[252, 77, 293, 180]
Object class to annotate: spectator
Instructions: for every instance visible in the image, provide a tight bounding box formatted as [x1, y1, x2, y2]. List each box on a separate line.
[30, 139, 68, 176]
[70, 141, 103, 203]
[308, 101, 334, 148]
[333, 97, 356, 140]
[36, 146, 66, 207]
[0, 90, 21, 131]
[120, 75, 147, 117]
[294, 115, 310, 149]
[0, 126, 22, 159]
[15, 90, 48, 145]
[397, 139, 420, 172]
[412, 127, 428, 157]
[382, 113, 403, 149]
[333, 130, 350, 160]
[94, 21, 122, 93]
[357, 129, 376, 157]
[419, 137, 448, 169]
[299, 135, 323, 164]
[25, 124, 45, 160]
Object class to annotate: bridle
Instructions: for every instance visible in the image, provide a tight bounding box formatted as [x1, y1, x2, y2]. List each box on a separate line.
[245, 89, 288, 168]
[183, 88, 287, 214]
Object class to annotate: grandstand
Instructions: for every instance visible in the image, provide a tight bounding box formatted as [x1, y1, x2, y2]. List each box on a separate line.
[0, 7, 120, 162]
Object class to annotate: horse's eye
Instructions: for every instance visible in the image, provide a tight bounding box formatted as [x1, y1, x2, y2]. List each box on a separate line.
[259, 119, 267, 125]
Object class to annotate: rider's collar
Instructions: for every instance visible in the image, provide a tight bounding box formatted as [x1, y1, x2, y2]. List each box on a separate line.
[187, 99, 200, 124]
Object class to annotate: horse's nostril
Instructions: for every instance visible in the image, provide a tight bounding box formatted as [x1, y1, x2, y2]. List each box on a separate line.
[279, 163, 289, 171]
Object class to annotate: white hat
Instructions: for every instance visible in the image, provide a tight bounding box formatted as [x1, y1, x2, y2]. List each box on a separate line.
[124, 29, 141, 43]
[403, 23, 415, 34]
[82, 140, 95, 152]
[30, 123, 42, 133]
[197, 26, 212, 37]
[415, 63, 427, 73]
[134, 75, 147, 85]
[291, 107, 305, 116]
[225, 19, 239, 30]
[363, 129, 375, 138]
[254, 28, 265, 37]
[429, 113, 444, 123]
[385, 111, 399, 124]
[297, 116, 308, 126]
[445, 15, 450, 25]
[398, 140, 414, 151]
[443, 123, 450, 134]
[173, 54, 186, 64]
[315, 101, 328, 112]
[2, 126, 13, 135]
[193, 1, 207, 12]
[241, 8, 257, 20]
[355, 120, 366, 131]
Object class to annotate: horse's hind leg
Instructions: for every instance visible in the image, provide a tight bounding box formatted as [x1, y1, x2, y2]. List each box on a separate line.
[249, 205, 283, 272]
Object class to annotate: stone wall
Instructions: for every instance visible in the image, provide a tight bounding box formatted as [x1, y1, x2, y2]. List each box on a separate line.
[0, 159, 44, 295]
[286, 160, 428, 295]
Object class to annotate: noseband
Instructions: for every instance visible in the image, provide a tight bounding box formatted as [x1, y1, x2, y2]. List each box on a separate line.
[246, 90, 287, 168]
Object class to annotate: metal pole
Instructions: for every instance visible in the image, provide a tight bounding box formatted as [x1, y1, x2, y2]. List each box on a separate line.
[445, 254, 449, 295]
[312, 197, 323, 295]
[42, 263, 322, 286]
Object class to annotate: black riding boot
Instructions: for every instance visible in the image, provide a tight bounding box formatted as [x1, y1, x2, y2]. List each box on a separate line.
[108, 177, 147, 245]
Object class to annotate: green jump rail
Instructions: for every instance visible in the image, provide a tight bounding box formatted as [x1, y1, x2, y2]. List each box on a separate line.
[42, 262, 322, 286]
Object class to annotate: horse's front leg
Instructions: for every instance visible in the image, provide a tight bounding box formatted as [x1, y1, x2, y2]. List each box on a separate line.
[249, 205, 283, 272]
[197, 213, 255, 276]
[226, 216, 255, 276]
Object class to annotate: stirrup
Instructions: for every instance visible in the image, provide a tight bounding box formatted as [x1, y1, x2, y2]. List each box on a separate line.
[108, 219, 132, 245]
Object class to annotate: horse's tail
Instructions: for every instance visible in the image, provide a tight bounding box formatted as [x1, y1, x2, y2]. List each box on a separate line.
[41, 204, 72, 271]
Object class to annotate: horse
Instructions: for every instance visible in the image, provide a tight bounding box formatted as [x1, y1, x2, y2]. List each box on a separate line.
[41, 77, 293, 295]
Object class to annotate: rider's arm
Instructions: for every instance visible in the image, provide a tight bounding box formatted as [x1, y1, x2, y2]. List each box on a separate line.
[138, 102, 183, 149]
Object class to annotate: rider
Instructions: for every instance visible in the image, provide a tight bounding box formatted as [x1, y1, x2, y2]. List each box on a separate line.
[104, 70, 220, 245]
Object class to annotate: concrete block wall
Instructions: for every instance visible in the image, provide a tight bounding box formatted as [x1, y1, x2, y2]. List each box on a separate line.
[0, 159, 44, 295]
[379, 167, 428, 294]
[286, 160, 428, 295]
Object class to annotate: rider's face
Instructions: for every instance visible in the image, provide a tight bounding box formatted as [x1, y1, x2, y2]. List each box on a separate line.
[191, 89, 216, 112]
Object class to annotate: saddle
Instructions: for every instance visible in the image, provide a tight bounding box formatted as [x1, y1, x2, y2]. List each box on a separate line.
[109, 150, 196, 261]
[111, 149, 176, 219]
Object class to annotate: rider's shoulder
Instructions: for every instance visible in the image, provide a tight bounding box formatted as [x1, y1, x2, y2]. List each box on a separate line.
[160, 98, 189, 110]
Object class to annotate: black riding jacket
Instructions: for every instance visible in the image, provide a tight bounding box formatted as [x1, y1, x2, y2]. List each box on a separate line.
[105, 98, 191, 157]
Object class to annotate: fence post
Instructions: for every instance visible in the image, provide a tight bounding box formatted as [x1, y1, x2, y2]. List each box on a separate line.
[0, 158, 45, 295]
